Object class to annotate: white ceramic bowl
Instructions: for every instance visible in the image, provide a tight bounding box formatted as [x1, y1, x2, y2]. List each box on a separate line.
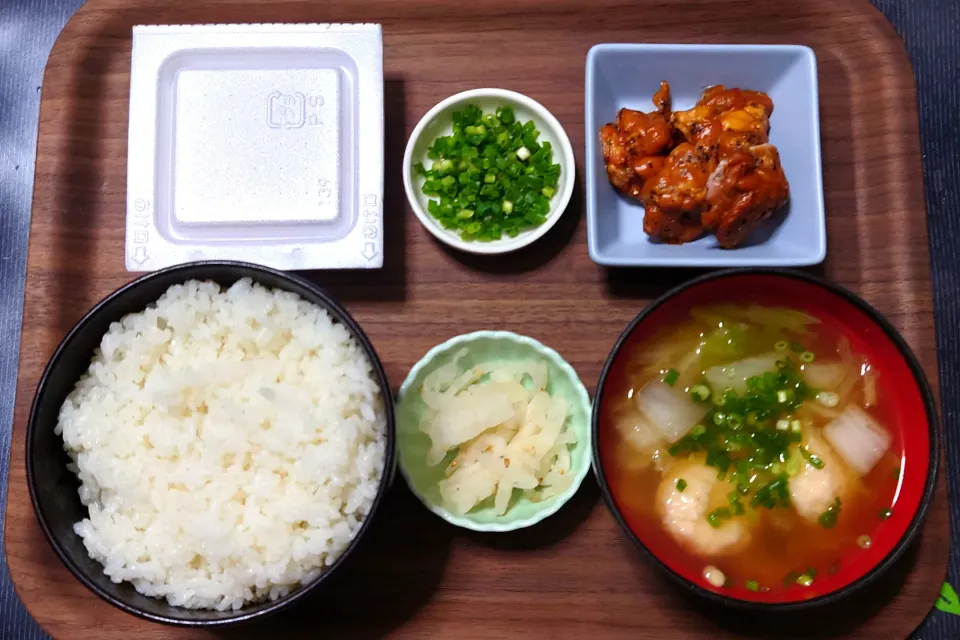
[402, 88, 576, 255]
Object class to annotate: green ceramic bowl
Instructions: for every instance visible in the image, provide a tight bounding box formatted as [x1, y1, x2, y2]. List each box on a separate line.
[396, 330, 592, 532]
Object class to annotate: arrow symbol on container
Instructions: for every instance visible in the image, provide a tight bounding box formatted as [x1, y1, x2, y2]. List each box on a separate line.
[133, 246, 149, 266]
[361, 243, 378, 261]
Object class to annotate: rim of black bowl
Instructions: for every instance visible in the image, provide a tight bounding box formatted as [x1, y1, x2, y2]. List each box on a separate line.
[25, 260, 397, 627]
[590, 267, 941, 612]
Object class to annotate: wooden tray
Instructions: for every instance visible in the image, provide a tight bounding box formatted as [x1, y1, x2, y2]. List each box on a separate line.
[5, 0, 949, 637]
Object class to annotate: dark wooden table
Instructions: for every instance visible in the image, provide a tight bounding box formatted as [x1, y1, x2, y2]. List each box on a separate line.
[0, 1, 958, 638]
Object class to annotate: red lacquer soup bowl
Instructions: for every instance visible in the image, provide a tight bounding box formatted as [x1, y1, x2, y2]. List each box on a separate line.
[591, 268, 939, 610]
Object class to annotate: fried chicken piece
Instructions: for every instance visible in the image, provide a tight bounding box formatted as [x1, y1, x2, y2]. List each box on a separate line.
[716, 102, 773, 157]
[672, 104, 722, 150]
[651, 80, 671, 113]
[632, 156, 667, 182]
[698, 85, 774, 115]
[640, 142, 712, 244]
[642, 143, 712, 215]
[599, 81, 674, 200]
[704, 143, 790, 248]
[673, 85, 774, 157]
[599, 82, 788, 248]
[642, 204, 706, 245]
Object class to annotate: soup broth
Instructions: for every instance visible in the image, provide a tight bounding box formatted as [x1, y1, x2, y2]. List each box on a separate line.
[600, 304, 902, 593]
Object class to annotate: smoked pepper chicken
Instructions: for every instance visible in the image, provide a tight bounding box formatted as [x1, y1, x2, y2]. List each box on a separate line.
[599, 82, 790, 248]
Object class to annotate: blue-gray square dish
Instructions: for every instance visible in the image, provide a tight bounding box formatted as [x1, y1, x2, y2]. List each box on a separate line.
[584, 43, 826, 267]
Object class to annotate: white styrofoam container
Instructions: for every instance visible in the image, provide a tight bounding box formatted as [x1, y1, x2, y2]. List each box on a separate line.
[126, 23, 384, 272]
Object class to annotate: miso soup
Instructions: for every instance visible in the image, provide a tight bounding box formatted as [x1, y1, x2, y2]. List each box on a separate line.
[600, 304, 901, 593]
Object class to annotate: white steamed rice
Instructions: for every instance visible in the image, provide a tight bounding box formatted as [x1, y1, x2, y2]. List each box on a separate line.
[55, 278, 387, 611]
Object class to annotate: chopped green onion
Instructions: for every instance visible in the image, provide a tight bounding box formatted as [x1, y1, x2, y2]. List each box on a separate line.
[750, 474, 790, 510]
[879, 508, 893, 520]
[726, 491, 746, 515]
[774, 340, 789, 352]
[783, 571, 801, 588]
[790, 342, 805, 353]
[799, 351, 815, 363]
[817, 391, 840, 407]
[857, 534, 872, 549]
[665, 354, 815, 517]
[745, 580, 760, 592]
[801, 447, 825, 469]
[663, 368, 680, 386]
[706, 506, 733, 528]
[797, 573, 814, 587]
[893, 465, 901, 479]
[676, 478, 688, 492]
[416, 103, 561, 242]
[818, 497, 841, 529]
[690, 384, 711, 402]
[725, 441, 744, 454]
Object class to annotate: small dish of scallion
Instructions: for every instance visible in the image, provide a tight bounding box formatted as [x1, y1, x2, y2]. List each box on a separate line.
[403, 88, 575, 255]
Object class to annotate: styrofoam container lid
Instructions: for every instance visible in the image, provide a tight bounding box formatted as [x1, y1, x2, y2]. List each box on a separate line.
[126, 23, 385, 272]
